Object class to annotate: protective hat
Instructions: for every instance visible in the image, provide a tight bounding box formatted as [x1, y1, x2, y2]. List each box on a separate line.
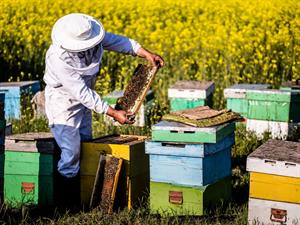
[51, 13, 105, 52]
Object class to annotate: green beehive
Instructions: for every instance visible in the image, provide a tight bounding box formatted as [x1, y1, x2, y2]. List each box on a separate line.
[4, 133, 57, 206]
[150, 176, 231, 216]
[224, 84, 270, 118]
[247, 90, 300, 122]
[168, 80, 215, 111]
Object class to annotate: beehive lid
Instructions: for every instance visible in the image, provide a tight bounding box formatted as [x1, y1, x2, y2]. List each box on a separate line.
[91, 134, 147, 145]
[0, 81, 39, 88]
[168, 80, 215, 99]
[170, 80, 214, 90]
[224, 84, 270, 99]
[5, 132, 56, 153]
[247, 139, 300, 178]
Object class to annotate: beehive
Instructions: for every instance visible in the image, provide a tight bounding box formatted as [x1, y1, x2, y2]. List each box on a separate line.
[145, 134, 234, 186]
[151, 120, 235, 143]
[246, 119, 300, 140]
[4, 132, 57, 206]
[0, 81, 40, 119]
[103, 90, 154, 127]
[247, 139, 300, 224]
[168, 80, 215, 111]
[247, 89, 300, 122]
[150, 176, 231, 216]
[224, 84, 270, 118]
[80, 135, 149, 209]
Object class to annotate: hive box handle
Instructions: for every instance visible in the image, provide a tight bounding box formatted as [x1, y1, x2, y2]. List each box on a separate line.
[270, 208, 287, 223]
[169, 191, 183, 205]
[21, 182, 35, 194]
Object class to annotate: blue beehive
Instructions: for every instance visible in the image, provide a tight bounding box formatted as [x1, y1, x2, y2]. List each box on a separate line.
[146, 133, 234, 186]
[0, 81, 40, 119]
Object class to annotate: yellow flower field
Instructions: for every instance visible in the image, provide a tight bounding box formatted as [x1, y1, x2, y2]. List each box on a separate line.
[0, 0, 299, 108]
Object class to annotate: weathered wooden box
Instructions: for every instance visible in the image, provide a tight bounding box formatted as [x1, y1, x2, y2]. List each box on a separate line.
[247, 139, 300, 204]
[247, 89, 300, 122]
[168, 80, 215, 111]
[150, 177, 231, 216]
[151, 120, 235, 143]
[103, 90, 154, 127]
[4, 132, 56, 206]
[145, 134, 234, 186]
[80, 135, 149, 209]
[0, 81, 40, 119]
[248, 198, 300, 225]
[224, 84, 270, 117]
[246, 119, 300, 140]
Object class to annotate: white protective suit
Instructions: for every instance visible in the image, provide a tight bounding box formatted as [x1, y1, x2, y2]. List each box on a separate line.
[44, 32, 141, 177]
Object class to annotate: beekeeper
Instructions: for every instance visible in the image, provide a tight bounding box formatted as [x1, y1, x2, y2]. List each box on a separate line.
[43, 13, 164, 204]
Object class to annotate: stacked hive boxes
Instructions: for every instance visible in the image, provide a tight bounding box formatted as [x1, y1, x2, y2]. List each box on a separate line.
[4, 133, 57, 206]
[80, 135, 149, 209]
[168, 80, 215, 111]
[247, 139, 300, 225]
[0, 93, 5, 199]
[0, 81, 40, 119]
[146, 120, 235, 216]
[224, 84, 270, 118]
[246, 89, 300, 139]
[102, 90, 154, 127]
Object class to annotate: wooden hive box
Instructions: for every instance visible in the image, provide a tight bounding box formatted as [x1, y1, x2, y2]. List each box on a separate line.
[247, 89, 300, 122]
[145, 134, 234, 186]
[80, 134, 149, 209]
[150, 176, 231, 216]
[246, 119, 300, 140]
[0, 81, 40, 119]
[248, 198, 300, 225]
[168, 80, 215, 111]
[151, 120, 235, 143]
[247, 139, 300, 204]
[102, 90, 154, 127]
[4, 132, 56, 206]
[224, 84, 270, 118]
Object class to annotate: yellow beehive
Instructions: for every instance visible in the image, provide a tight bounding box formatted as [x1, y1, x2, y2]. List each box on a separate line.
[247, 139, 300, 204]
[80, 135, 149, 209]
[249, 172, 300, 204]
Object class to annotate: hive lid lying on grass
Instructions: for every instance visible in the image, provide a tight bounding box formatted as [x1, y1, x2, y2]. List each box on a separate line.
[247, 139, 300, 178]
[162, 106, 241, 127]
[5, 132, 56, 153]
[224, 83, 271, 99]
[168, 80, 215, 99]
[115, 63, 160, 116]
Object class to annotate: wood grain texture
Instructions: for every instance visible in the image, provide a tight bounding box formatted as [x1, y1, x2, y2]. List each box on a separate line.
[152, 121, 235, 143]
[249, 172, 300, 204]
[150, 177, 231, 216]
[149, 147, 232, 186]
[146, 133, 234, 157]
